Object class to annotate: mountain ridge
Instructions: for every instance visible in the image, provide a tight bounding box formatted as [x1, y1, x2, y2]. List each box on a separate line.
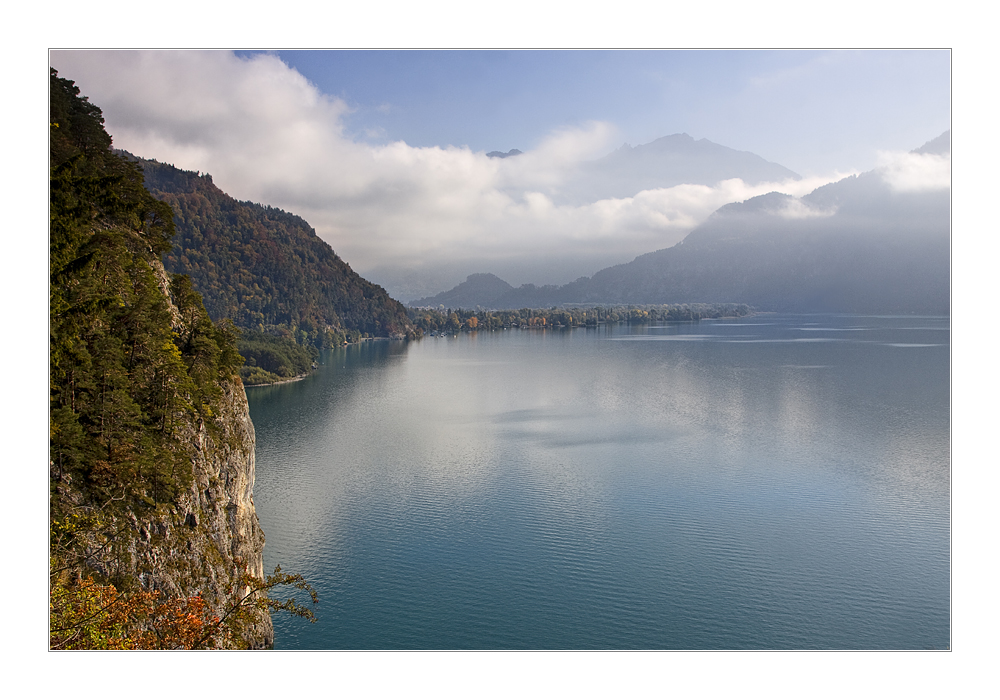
[134, 157, 419, 343]
[376, 132, 807, 300]
[409, 272, 514, 308]
[557, 132, 801, 204]
[412, 131, 950, 314]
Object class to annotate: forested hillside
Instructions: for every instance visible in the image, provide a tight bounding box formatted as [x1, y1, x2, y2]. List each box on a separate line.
[50, 68, 236, 506]
[410, 273, 514, 308]
[49, 69, 311, 648]
[408, 303, 753, 332]
[137, 159, 418, 344]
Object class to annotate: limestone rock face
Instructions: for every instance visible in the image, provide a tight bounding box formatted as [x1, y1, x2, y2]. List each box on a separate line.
[138, 262, 273, 646]
[53, 259, 275, 648]
[125, 377, 274, 648]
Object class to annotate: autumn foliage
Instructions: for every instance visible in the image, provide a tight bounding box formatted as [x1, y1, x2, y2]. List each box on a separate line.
[50, 578, 217, 650]
[50, 566, 317, 650]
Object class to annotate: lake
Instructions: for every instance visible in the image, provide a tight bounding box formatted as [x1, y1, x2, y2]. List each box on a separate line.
[248, 314, 950, 649]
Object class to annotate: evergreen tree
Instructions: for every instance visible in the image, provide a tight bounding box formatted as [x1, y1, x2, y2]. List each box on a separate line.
[50, 69, 315, 648]
[133, 158, 418, 342]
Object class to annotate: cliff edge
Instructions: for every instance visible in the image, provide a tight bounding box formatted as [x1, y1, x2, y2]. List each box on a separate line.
[50, 69, 278, 648]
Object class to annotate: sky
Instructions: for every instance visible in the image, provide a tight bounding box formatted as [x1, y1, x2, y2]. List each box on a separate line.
[260, 50, 950, 175]
[48, 49, 951, 299]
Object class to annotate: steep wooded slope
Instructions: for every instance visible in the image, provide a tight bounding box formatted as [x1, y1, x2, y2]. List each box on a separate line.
[50, 69, 277, 648]
[137, 160, 417, 341]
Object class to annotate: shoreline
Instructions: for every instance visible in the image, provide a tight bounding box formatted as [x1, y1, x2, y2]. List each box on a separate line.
[244, 372, 310, 388]
[240, 335, 418, 388]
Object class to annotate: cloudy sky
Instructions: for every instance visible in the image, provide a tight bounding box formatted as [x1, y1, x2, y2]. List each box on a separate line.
[48, 50, 950, 299]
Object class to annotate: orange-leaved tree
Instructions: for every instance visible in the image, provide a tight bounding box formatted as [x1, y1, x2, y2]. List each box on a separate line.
[50, 565, 317, 650]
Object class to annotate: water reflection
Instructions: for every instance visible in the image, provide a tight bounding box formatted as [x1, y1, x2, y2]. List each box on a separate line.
[250, 314, 949, 649]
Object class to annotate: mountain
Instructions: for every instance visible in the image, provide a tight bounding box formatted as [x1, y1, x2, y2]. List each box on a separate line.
[556, 133, 801, 204]
[50, 69, 279, 648]
[369, 134, 805, 301]
[420, 132, 950, 314]
[913, 130, 950, 155]
[409, 273, 514, 308]
[487, 149, 523, 158]
[135, 159, 418, 342]
[568, 167, 949, 313]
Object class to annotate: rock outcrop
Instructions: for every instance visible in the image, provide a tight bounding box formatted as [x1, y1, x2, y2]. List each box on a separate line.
[51, 260, 274, 648]
[50, 68, 276, 648]
[125, 373, 273, 648]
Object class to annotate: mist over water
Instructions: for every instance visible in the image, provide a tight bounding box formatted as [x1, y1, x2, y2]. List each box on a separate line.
[249, 314, 949, 649]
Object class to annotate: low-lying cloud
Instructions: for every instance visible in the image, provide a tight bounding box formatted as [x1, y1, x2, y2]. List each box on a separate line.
[775, 197, 838, 220]
[50, 50, 852, 298]
[877, 150, 951, 192]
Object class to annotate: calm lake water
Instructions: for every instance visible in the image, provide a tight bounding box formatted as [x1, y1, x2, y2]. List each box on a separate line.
[248, 314, 950, 649]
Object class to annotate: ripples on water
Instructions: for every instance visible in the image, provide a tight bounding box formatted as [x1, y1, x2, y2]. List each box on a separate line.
[248, 314, 950, 649]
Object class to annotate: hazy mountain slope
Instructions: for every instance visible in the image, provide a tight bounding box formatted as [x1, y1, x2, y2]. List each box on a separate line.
[572, 175, 948, 312]
[432, 132, 949, 314]
[373, 133, 804, 300]
[557, 133, 801, 204]
[913, 130, 950, 155]
[410, 273, 514, 308]
[578, 131, 949, 312]
[138, 159, 417, 340]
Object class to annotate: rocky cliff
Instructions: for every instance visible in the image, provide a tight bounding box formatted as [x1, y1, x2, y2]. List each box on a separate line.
[50, 69, 277, 648]
[51, 260, 274, 649]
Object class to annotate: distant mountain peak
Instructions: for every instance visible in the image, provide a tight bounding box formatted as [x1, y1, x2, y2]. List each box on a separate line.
[421, 153, 948, 314]
[551, 133, 800, 205]
[409, 273, 514, 308]
[714, 191, 795, 216]
[912, 130, 950, 156]
[487, 149, 523, 159]
[465, 272, 509, 283]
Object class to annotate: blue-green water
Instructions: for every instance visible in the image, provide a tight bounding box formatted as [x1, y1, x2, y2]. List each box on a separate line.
[248, 314, 950, 649]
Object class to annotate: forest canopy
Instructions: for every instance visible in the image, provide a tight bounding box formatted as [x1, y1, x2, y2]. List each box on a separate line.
[408, 303, 754, 333]
[50, 68, 240, 505]
[137, 158, 418, 345]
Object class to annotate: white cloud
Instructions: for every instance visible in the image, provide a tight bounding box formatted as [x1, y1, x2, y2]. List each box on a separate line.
[50, 50, 849, 295]
[877, 150, 951, 192]
[775, 198, 837, 219]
